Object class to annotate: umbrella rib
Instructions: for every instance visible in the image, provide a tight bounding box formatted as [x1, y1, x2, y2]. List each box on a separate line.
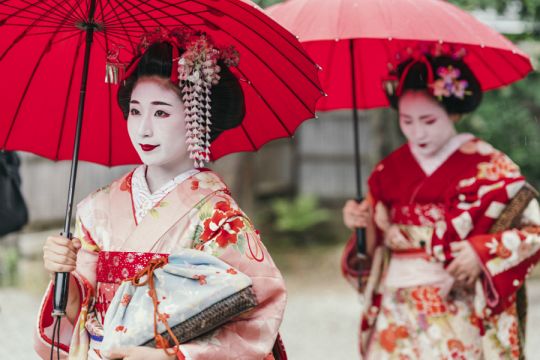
[110, 0, 150, 35]
[492, 48, 529, 84]
[153, 0, 318, 114]
[43, 0, 84, 24]
[219, 0, 319, 67]
[54, 32, 84, 161]
[104, 11, 210, 27]
[0, 1, 76, 62]
[2, 9, 76, 148]
[0, 9, 74, 26]
[58, 0, 88, 23]
[235, 66, 292, 137]
[100, 0, 137, 53]
[99, 0, 164, 25]
[0, 1, 77, 26]
[180, 0, 323, 93]
[51, 30, 83, 44]
[25, 28, 79, 38]
[240, 123, 257, 151]
[468, 46, 507, 89]
[16, 0, 71, 18]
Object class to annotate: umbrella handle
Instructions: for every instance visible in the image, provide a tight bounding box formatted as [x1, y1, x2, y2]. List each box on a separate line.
[355, 227, 367, 260]
[52, 232, 72, 317]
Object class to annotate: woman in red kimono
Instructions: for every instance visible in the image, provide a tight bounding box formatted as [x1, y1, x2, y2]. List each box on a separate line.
[342, 54, 540, 359]
[34, 30, 287, 360]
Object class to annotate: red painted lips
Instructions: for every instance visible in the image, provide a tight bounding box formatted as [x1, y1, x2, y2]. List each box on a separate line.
[139, 144, 159, 152]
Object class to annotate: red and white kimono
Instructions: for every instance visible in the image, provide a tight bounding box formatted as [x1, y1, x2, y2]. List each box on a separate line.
[34, 168, 287, 360]
[342, 136, 540, 359]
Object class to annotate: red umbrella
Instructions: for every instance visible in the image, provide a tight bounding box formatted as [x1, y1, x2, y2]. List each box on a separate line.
[267, 0, 532, 110]
[0, 0, 322, 333]
[1, 0, 322, 165]
[267, 0, 532, 255]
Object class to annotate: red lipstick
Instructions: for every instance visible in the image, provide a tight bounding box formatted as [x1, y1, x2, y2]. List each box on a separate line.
[140, 144, 159, 152]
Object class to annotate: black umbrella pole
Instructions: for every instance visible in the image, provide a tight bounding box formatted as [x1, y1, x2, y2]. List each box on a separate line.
[349, 40, 367, 259]
[52, 1, 96, 318]
[352, 107, 367, 259]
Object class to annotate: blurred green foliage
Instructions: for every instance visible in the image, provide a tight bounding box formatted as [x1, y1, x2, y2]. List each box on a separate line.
[253, 0, 282, 8]
[257, 195, 343, 247]
[271, 195, 331, 233]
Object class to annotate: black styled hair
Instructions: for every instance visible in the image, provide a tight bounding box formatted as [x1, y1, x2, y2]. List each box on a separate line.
[117, 42, 245, 142]
[386, 55, 482, 115]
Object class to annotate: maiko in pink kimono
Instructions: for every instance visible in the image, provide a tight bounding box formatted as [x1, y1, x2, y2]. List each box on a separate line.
[34, 31, 286, 360]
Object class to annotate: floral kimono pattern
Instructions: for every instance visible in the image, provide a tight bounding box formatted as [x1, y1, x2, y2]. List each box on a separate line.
[342, 138, 540, 359]
[34, 169, 287, 360]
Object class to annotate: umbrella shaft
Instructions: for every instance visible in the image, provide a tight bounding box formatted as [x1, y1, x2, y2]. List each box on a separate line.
[55, 0, 97, 317]
[349, 40, 366, 256]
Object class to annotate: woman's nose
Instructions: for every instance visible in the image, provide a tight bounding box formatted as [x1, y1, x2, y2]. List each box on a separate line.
[138, 114, 153, 137]
[414, 123, 427, 139]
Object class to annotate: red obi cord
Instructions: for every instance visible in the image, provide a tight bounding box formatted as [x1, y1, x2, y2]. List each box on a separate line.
[96, 251, 168, 284]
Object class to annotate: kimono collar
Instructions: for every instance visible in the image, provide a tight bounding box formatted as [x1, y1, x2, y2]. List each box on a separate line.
[131, 165, 200, 224]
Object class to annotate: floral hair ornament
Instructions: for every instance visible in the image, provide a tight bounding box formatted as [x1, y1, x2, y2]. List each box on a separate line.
[178, 34, 240, 168]
[105, 27, 240, 168]
[382, 44, 471, 101]
[430, 66, 471, 100]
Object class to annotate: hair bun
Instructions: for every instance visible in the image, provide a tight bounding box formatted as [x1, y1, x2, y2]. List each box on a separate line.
[386, 55, 482, 115]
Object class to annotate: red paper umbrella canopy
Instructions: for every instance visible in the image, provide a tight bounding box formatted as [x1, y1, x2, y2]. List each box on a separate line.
[267, 0, 532, 111]
[0, 0, 323, 165]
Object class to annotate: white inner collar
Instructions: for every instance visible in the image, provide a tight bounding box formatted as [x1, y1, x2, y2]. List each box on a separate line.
[131, 165, 199, 223]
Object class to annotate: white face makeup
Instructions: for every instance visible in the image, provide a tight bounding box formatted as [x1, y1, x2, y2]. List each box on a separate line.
[127, 77, 189, 169]
[398, 90, 457, 157]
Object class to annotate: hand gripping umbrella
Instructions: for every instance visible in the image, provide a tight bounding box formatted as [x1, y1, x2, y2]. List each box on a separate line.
[267, 0, 532, 257]
[0, 0, 323, 355]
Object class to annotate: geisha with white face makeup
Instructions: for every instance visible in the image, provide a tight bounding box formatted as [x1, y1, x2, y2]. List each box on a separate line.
[341, 54, 540, 359]
[36, 32, 286, 360]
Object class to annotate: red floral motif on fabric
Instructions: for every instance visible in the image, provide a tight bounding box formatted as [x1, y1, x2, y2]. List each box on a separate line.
[379, 324, 409, 353]
[120, 171, 134, 193]
[410, 286, 447, 316]
[194, 274, 207, 285]
[115, 325, 127, 333]
[200, 201, 246, 248]
[477, 153, 519, 180]
[447, 338, 467, 360]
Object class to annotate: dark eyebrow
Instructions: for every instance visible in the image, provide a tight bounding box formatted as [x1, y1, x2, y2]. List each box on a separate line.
[399, 114, 412, 119]
[151, 101, 172, 106]
[419, 114, 436, 120]
[129, 100, 172, 107]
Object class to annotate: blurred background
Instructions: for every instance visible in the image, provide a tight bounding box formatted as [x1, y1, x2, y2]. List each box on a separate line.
[2, 0, 540, 359]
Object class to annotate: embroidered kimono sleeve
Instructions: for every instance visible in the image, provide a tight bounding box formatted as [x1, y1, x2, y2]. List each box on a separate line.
[34, 213, 100, 359]
[182, 192, 287, 360]
[468, 198, 540, 315]
[429, 148, 526, 263]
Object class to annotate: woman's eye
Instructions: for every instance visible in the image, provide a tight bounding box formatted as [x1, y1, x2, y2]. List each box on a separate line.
[401, 119, 413, 125]
[129, 108, 140, 115]
[155, 110, 170, 118]
[425, 118, 437, 125]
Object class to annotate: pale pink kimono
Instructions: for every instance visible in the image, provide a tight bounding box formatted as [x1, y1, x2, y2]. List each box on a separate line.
[34, 169, 287, 359]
